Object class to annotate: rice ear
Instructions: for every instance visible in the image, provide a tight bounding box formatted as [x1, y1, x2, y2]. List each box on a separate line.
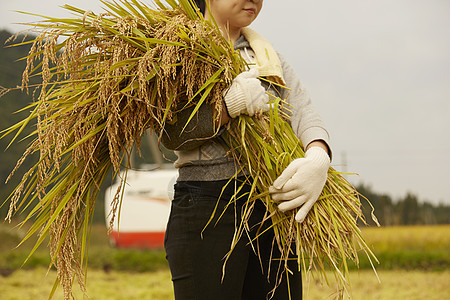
[1, 0, 378, 298]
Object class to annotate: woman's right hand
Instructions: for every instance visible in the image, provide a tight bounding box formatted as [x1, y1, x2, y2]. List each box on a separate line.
[223, 68, 269, 118]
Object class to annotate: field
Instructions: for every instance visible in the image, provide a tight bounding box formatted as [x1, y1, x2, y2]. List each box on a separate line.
[0, 268, 449, 299]
[0, 223, 449, 299]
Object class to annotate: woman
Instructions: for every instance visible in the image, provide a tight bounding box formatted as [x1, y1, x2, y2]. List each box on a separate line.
[162, 1, 331, 299]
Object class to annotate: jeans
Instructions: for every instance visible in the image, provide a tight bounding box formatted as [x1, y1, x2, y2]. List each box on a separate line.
[164, 178, 302, 300]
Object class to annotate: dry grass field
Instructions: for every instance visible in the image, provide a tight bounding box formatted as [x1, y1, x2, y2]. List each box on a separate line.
[0, 267, 449, 299]
[0, 224, 448, 299]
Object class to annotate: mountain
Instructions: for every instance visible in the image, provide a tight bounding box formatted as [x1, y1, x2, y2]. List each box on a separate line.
[0, 29, 37, 217]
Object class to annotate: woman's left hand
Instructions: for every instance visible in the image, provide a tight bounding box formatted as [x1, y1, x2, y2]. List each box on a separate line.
[269, 147, 330, 223]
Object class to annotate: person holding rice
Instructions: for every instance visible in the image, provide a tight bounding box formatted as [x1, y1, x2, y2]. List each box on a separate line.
[161, 0, 332, 299]
[3, 0, 379, 298]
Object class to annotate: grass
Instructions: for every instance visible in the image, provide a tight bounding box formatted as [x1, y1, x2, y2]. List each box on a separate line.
[362, 225, 450, 251]
[0, 267, 173, 300]
[1, 223, 449, 273]
[358, 225, 450, 271]
[0, 222, 169, 272]
[0, 222, 449, 298]
[305, 269, 450, 300]
[0, 267, 449, 300]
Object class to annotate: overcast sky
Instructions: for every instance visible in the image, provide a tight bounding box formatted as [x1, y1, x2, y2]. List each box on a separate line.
[1, 0, 449, 205]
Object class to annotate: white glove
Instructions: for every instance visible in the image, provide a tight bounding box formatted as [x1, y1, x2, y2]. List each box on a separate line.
[269, 147, 330, 223]
[223, 68, 269, 118]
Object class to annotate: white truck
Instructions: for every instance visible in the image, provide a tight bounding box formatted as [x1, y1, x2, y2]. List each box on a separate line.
[104, 165, 177, 249]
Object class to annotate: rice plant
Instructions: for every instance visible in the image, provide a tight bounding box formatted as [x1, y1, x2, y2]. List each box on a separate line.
[1, 0, 378, 298]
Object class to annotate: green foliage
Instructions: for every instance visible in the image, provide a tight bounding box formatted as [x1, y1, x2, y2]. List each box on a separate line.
[358, 225, 450, 271]
[88, 248, 168, 272]
[0, 222, 168, 272]
[1, 223, 448, 273]
[367, 250, 449, 271]
[0, 30, 39, 219]
[357, 184, 450, 226]
[0, 247, 168, 273]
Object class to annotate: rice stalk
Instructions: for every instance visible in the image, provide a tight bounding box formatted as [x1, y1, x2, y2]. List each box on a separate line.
[1, 1, 239, 298]
[0, 0, 378, 298]
[223, 105, 380, 297]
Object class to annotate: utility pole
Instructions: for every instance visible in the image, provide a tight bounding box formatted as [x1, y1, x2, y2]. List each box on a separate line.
[341, 151, 348, 175]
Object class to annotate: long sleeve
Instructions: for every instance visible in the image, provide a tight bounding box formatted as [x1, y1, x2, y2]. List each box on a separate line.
[277, 54, 332, 157]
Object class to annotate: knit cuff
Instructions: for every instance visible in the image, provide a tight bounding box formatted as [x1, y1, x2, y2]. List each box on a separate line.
[301, 127, 332, 161]
[305, 147, 331, 168]
[223, 85, 247, 118]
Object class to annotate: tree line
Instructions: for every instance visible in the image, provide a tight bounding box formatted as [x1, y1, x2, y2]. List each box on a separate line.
[0, 30, 40, 220]
[0, 29, 449, 225]
[357, 184, 449, 226]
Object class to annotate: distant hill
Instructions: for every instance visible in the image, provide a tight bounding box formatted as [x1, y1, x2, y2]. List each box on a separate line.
[0, 29, 38, 218]
[0, 30, 36, 128]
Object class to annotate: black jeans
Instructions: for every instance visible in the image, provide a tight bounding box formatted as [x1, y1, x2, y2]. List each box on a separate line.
[164, 179, 302, 300]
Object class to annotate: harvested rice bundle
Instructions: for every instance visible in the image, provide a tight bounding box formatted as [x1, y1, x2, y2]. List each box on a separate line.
[224, 108, 379, 296]
[3, 1, 239, 298]
[1, 0, 378, 298]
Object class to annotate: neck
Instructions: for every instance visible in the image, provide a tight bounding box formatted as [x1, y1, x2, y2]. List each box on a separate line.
[205, 14, 241, 44]
[220, 24, 241, 44]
